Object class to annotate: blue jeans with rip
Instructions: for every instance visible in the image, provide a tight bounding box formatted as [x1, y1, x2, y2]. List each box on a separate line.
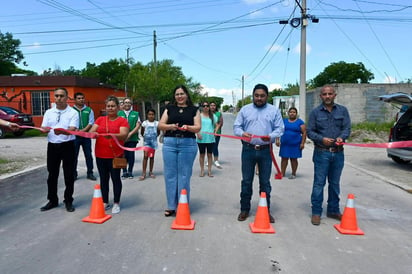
[162, 137, 198, 210]
[311, 149, 344, 216]
[240, 145, 272, 212]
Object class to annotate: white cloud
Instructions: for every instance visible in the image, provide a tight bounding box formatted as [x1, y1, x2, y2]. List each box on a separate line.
[28, 42, 41, 49]
[265, 44, 283, 53]
[293, 42, 312, 55]
[269, 83, 283, 90]
[201, 85, 237, 106]
[383, 75, 397, 84]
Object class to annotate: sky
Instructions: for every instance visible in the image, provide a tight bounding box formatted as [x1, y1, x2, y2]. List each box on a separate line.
[1, 0, 411, 105]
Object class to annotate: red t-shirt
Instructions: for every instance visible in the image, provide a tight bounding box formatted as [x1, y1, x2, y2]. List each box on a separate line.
[94, 116, 129, 158]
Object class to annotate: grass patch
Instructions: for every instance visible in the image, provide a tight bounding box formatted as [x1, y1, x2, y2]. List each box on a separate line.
[351, 121, 393, 132]
[3, 129, 47, 138]
[23, 129, 47, 137]
[0, 158, 9, 164]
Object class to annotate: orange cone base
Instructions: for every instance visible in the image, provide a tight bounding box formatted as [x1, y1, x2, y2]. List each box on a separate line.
[82, 214, 112, 224]
[249, 222, 275, 234]
[334, 224, 364, 235]
[171, 220, 196, 230]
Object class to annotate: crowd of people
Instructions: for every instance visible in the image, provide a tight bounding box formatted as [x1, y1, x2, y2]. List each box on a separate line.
[10, 83, 349, 226]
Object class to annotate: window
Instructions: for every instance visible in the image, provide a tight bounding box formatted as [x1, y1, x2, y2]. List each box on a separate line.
[32, 91, 51, 116]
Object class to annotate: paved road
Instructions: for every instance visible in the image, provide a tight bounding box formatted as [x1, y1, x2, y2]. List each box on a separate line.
[1, 113, 411, 274]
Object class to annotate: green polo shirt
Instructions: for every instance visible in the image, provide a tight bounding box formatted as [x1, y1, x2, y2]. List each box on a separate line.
[118, 110, 140, 141]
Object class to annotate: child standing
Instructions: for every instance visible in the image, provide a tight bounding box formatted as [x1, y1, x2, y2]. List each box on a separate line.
[139, 109, 159, 180]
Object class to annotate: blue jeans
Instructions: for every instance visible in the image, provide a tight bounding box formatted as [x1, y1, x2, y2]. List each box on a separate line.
[311, 149, 344, 216]
[162, 137, 198, 210]
[74, 136, 94, 176]
[123, 141, 138, 175]
[213, 136, 221, 158]
[240, 145, 272, 212]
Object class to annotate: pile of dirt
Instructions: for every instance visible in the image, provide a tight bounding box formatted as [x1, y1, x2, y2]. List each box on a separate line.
[348, 129, 388, 144]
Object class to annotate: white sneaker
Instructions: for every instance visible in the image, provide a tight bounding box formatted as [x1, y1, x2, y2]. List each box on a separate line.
[104, 203, 111, 210]
[112, 203, 120, 214]
[214, 161, 222, 169]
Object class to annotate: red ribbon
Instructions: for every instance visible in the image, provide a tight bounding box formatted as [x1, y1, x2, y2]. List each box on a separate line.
[339, 141, 412, 149]
[202, 131, 282, 179]
[19, 125, 155, 156]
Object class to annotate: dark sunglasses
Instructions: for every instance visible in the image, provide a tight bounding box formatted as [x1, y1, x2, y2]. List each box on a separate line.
[203, 105, 209, 107]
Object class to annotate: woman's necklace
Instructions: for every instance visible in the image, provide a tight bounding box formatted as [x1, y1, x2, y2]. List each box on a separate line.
[177, 104, 186, 113]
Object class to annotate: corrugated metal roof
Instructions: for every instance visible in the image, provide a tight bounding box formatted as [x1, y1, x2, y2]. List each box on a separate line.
[0, 76, 117, 89]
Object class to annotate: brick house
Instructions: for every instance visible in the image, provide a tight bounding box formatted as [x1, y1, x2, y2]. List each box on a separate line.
[0, 76, 127, 127]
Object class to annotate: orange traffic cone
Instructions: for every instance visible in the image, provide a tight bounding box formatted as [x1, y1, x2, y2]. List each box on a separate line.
[249, 192, 275, 234]
[171, 189, 195, 230]
[334, 194, 364, 235]
[82, 184, 112, 224]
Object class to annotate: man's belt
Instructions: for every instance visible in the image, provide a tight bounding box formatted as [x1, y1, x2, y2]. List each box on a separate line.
[242, 141, 270, 150]
[315, 145, 344, 152]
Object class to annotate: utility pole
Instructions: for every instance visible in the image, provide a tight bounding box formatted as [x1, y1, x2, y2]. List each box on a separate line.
[241, 75, 245, 107]
[299, 0, 307, 122]
[279, 0, 318, 122]
[153, 30, 158, 119]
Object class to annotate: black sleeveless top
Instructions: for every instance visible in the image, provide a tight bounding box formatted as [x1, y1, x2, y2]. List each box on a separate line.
[164, 105, 198, 138]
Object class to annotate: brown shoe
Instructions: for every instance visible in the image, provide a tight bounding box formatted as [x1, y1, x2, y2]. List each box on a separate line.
[327, 213, 342, 221]
[311, 215, 321, 225]
[237, 211, 249, 221]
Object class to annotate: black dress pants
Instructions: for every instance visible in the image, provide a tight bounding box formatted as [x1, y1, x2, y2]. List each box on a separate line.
[46, 141, 75, 204]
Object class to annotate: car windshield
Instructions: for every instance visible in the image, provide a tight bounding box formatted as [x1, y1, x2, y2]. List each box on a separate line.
[0, 107, 20, 115]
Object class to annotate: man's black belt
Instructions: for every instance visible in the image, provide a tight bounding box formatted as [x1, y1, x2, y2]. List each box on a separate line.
[315, 146, 344, 152]
[242, 141, 270, 150]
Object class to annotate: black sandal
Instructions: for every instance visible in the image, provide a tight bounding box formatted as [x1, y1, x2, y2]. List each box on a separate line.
[164, 209, 176, 217]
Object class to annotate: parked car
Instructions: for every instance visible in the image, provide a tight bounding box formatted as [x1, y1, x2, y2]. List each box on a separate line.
[379, 93, 412, 164]
[0, 106, 35, 138]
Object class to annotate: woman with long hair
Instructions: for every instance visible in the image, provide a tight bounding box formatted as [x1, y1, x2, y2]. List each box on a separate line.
[196, 102, 217, 177]
[158, 85, 201, 217]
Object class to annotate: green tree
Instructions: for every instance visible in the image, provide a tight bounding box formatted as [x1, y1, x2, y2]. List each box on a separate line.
[128, 59, 201, 106]
[309, 61, 374, 88]
[283, 82, 300, 95]
[0, 32, 25, 76]
[81, 59, 129, 87]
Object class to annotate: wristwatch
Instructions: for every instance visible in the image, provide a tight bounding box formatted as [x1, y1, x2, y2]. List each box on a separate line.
[7, 122, 11, 127]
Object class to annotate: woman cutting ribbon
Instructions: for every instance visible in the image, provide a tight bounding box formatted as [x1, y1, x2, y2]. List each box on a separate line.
[90, 96, 129, 214]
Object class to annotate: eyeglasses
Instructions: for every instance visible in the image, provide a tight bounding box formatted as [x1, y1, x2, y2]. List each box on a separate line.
[203, 105, 209, 107]
[57, 112, 61, 123]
